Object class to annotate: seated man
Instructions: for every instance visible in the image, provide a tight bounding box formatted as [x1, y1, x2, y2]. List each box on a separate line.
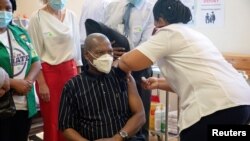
[58, 33, 145, 141]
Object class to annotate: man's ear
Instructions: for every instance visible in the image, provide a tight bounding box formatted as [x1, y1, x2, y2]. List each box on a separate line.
[83, 49, 90, 61]
[84, 52, 88, 60]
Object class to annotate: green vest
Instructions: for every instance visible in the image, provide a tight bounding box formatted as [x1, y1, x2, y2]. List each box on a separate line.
[0, 24, 39, 118]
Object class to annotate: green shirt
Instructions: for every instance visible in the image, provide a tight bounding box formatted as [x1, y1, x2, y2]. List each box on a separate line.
[0, 24, 39, 118]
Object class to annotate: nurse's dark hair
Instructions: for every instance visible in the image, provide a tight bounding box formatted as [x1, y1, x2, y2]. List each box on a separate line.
[10, 0, 16, 12]
[153, 0, 192, 24]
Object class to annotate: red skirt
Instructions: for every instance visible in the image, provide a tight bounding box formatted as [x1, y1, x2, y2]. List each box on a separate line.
[37, 59, 77, 141]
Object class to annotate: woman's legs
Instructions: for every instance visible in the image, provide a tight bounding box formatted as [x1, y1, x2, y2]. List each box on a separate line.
[180, 105, 250, 141]
[39, 60, 77, 141]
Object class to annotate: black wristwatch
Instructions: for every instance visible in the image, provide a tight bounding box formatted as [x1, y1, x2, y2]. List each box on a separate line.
[119, 130, 128, 139]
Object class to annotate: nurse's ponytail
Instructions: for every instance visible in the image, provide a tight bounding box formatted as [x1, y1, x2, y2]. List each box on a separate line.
[153, 0, 192, 24]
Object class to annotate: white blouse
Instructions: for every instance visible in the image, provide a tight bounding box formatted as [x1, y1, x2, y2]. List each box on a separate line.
[137, 23, 250, 132]
[28, 9, 82, 66]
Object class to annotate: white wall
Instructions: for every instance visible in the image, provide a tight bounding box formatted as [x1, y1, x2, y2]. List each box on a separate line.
[193, 0, 250, 54]
[15, 0, 41, 17]
[15, 0, 250, 54]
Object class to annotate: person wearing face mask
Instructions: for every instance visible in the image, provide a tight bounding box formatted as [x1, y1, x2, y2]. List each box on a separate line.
[27, 0, 82, 141]
[59, 33, 146, 141]
[104, 0, 155, 140]
[117, 0, 250, 141]
[0, 0, 41, 140]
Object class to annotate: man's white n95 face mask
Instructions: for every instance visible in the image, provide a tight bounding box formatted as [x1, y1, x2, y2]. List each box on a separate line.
[91, 53, 113, 74]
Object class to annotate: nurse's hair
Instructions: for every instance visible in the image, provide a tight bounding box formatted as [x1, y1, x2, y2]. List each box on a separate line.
[10, 0, 16, 12]
[153, 0, 192, 24]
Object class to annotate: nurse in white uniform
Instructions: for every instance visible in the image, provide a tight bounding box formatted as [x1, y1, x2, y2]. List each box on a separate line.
[118, 0, 250, 141]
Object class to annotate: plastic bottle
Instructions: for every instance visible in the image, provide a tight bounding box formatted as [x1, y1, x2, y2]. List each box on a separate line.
[154, 106, 161, 132]
[161, 106, 166, 133]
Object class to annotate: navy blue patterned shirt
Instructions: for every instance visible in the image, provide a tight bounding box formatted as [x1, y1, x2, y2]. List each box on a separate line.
[59, 67, 131, 140]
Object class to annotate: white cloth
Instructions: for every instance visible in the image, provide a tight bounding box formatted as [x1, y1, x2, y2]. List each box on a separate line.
[168, 111, 178, 134]
[104, 0, 154, 49]
[28, 9, 82, 66]
[168, 127, 178, 135]
[168, 110, 177, 119]
[168, 118, 177, 124]
[137, 23, 250, 132]
[168, 124, 178, 130]
[0, 67, 7, 88]
[79, 0, 113, 44]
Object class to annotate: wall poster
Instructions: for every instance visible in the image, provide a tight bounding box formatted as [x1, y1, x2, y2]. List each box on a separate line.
[197, 0, 224, 27]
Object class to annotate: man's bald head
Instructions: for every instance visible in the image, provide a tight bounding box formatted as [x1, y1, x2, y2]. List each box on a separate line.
[84, 33, 111, 52]
[83, 33, 113, 65]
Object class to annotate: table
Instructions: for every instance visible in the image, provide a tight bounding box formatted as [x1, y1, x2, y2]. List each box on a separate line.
[152, 66, 169, 140]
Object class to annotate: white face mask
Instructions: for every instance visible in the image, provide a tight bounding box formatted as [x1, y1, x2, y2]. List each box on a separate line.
[89, 52, 113, 74]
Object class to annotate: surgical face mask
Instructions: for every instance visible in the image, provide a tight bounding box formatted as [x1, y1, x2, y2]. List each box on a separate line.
[0, 11, 12, 28]
[49, 0, 67, 10]
[129, 0, 142, 6]
[89, 52, 113, 74]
